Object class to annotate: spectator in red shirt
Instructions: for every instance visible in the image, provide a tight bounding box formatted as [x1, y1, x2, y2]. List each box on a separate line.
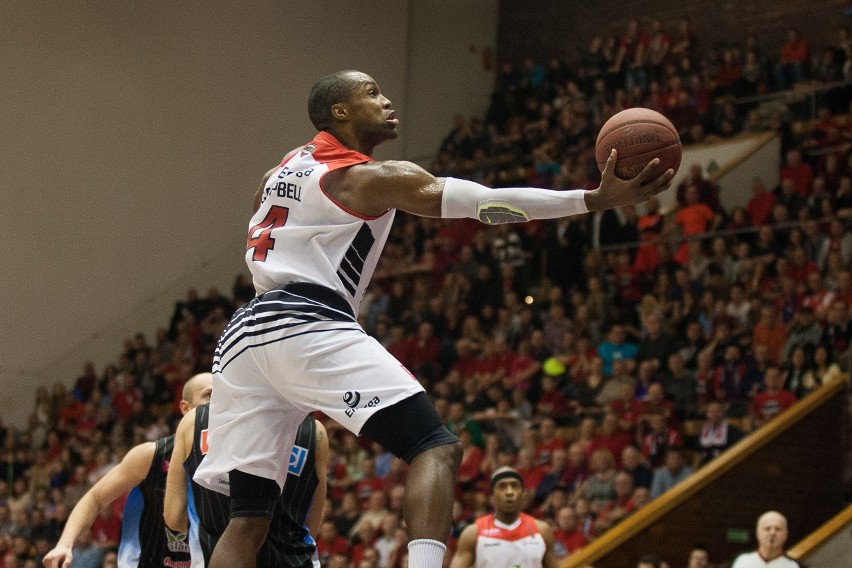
[516, 446, 548, 492]
[589, 412, 633, 466]
[90, 506, 121, 549]
[777, 28, 810, 89]
[536, 375, 570, 420]
[673, 186, 716, 264]
[610, 382, 646, 435]
[780, 150, 814, 197]
[535, 417, 566, 466]
[675, 164, 721, 210]
[640, 411, 684, 468]
[316, 520, 352, 566]
[456, 428, 485, 495]
[351, 457, 385, 509]
[802, 272, 836, 319]
[713, 49, 741, 97]
[611, 19, 650, 92]
[633, 197, 664, 275]
[552, 506, 588, 559]
[750, 367, 797, 428]
[111, 374, 142, 420]
[593, 471, 641, 535]
[745, 178, 776, 226]
[405, 321, 442, 380]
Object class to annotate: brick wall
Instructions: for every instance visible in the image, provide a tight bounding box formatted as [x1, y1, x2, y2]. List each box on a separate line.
[498, 0, 848, 68]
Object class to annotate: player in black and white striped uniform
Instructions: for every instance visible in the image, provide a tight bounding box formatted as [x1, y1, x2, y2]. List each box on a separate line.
[164, 405, 327, 568]
[193, 70, 673, 568]
[43, 373, 212, 568]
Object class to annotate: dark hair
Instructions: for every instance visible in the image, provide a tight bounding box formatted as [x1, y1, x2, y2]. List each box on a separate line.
[307, 70, 364, 131]
[638, 554, 662, 568]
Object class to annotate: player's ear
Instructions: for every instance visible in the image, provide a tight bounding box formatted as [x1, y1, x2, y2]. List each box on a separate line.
[331, 103, 349, 122]
[179, 400, 190, 415]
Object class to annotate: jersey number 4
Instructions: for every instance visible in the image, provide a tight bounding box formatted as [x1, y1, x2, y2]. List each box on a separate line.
[247, 206, 289, 261]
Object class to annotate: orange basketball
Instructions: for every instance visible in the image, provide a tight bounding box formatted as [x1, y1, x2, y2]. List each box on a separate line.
[595, 108, 682, 181]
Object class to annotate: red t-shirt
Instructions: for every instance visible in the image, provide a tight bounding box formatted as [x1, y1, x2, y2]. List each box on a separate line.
[553, 528, 588, 557]
[751, 390, 797, 423]
[746, 192, 776, 226]
[781, 163, 814, 196]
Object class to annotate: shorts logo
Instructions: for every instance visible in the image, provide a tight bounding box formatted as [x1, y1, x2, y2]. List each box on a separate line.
[288, 444, 308, 476]
[343, 391, 361, 408]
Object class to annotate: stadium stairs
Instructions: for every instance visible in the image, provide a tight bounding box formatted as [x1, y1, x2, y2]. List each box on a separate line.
[562, 371, 850, 568]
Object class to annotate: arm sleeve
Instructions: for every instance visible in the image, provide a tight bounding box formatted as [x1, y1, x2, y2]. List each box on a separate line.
[441, 177, 588, 224]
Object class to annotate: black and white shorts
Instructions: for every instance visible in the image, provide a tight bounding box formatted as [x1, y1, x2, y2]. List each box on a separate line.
[193, 283, 424, 495]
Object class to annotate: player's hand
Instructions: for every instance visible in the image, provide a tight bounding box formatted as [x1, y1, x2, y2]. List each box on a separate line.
[585, 149, 675, 211]
[42, 545, 73, 568]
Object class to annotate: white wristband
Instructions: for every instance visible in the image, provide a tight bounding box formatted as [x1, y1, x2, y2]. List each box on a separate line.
[440, 177, 588, 224]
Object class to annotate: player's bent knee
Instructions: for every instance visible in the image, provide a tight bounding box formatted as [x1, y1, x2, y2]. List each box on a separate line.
[361, 392, 460, 463]
[417, 438, 463, 469]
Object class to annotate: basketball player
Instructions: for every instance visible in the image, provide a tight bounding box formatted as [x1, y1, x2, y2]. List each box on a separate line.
[42, 372, 213, 568]
[193, 70, 674, 568]
[449, 467, 557, 568]
[163, 403, 328, 567]
[731, 511, 801, 568]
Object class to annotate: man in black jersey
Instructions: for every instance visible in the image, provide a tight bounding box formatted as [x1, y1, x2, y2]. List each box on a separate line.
[164, 405, 328, 567]
[43, 372, 213, 568]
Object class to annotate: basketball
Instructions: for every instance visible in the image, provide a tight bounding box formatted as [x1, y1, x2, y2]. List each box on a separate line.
[595, 108, 682, 181]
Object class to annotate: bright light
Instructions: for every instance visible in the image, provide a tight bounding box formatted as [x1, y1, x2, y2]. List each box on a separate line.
[524, 295, 534, 305]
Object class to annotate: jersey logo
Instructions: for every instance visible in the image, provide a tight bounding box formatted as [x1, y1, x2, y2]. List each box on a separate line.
[200, 429, 209, 455]
[165, 527, 189, 553]
[300, 144, 315, 156]
[288, 444, 309, 476]
[343, 391, 361, 409]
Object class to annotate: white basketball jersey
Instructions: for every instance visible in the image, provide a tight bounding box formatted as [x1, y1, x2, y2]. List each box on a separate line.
[475, 514, 547, 568]
[246, 131, 395, 316]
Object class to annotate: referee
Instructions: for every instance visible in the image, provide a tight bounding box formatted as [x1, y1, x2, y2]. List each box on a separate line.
[164, 404, 328, 567]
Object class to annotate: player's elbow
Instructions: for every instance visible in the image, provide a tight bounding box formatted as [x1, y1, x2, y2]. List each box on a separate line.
[163, 508, 188, 534]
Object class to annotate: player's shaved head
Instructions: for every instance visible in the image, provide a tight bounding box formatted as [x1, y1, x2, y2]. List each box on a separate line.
[182, 372, 213, 408]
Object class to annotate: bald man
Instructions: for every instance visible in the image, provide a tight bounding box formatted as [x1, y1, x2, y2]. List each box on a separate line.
[43, 372, 213, 568]
[731, 511, 801, 568]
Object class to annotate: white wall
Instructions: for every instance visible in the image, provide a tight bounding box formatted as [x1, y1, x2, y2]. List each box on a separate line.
[660, 134, 781, 213]
[1, 0, 497, 427]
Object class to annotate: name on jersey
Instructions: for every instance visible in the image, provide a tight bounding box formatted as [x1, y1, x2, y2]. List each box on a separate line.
[258, 166, 315, 205]
[261, 180, 303, 205]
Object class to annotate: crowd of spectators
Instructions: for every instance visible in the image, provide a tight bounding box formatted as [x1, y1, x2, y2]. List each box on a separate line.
[1, 16, 850, 568]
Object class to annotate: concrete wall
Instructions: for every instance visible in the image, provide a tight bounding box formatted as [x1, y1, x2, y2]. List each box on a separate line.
[1, 0, 497, 426]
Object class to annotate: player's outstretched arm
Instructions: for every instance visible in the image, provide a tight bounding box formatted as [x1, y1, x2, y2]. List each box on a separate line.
[333, 150, 672, 225]
[448, 523, 478, 568]
[42, 442, 154, 568]
[305, 420, 330, 538]
[164, 408, 196, 533]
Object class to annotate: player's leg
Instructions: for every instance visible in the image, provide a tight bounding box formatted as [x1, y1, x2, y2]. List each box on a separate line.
[209, 470, 277, 568]
[280, 327, 463, 568]
[360, 394, 462, 568]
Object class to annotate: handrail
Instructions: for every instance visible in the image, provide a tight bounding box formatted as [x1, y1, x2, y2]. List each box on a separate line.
[703, 131, 777, 184]
[563, 372, 848, 568]
[788, 504, 852, 561]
